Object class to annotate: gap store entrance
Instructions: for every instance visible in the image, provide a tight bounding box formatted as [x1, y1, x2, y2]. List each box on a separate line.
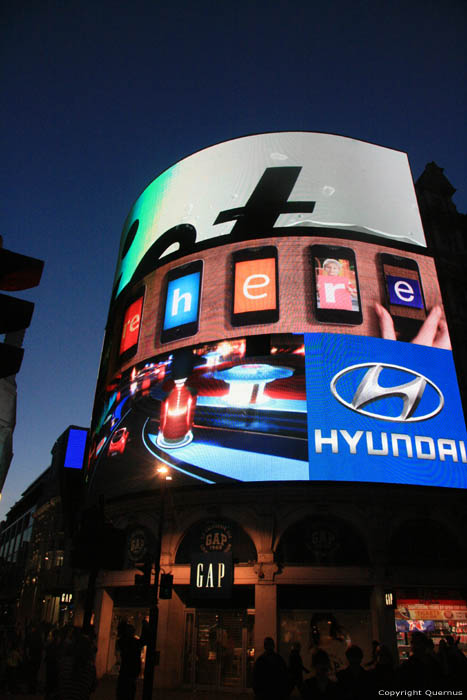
[183, 609, 255, 691]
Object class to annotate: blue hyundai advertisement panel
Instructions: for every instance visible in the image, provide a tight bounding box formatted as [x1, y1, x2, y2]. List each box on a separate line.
[304, 333, 467, 488]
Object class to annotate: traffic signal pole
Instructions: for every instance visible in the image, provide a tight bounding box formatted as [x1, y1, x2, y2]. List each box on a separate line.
[142, 472, 168, 700]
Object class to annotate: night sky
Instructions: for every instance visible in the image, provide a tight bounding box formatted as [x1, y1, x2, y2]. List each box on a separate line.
[1, 0, 466, 519]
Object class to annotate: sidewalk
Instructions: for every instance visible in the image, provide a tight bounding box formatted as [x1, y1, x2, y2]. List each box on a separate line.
[1, 675, 255, 700]
[95, 676, 254, 699]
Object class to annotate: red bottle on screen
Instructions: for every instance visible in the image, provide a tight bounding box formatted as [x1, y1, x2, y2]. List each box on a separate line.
[157, 378, 197, 449]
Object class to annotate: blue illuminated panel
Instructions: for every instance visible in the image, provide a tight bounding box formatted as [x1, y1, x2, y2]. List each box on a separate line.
[163, 271, 201, 331]
[64, 428, 88, 470]
[386, 275, 423, 308]
[304, 333, 467, 488]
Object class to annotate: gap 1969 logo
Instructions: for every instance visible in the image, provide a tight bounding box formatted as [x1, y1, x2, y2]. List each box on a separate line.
[200, 522, 233, 553]
[330, 363, 444, 423]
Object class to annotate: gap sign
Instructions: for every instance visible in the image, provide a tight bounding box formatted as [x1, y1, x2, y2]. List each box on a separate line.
[190, 552, 233, 599]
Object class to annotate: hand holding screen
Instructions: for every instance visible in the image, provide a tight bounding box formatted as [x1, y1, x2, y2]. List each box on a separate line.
[380, 253, 427, 340]
[375, 303, 451, 349]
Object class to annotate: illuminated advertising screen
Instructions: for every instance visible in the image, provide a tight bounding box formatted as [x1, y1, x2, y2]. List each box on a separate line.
[86, 133, 466, 500]
[112, 132, 425, 302]
[64, 427, 89, 470]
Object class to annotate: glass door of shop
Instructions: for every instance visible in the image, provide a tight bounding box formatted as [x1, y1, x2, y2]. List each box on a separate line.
[183, 610, 254, 690]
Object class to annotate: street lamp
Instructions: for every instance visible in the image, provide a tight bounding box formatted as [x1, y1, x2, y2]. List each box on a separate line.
[142, 465, 172, 700]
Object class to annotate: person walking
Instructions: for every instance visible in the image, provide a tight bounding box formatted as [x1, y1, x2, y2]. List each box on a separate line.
[116, 622, 142, 700]
[253, 636, 290, 700]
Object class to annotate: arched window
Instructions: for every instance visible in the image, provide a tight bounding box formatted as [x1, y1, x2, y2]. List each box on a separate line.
[388, 518, 463, 567]
[276, 516, 369, 565]
[175, 519, 257, 564]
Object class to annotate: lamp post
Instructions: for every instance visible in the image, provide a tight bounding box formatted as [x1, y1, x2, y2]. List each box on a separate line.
[142, 466, 172, 700]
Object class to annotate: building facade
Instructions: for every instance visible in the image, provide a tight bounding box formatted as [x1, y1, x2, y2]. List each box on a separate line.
[84, 481, 467, 690]
[0, 467, 74, 628]
[0, 432, 80, 630]
[74, 133, 467, 691]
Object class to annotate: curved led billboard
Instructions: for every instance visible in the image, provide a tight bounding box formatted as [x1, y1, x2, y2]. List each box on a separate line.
[86, 133, 467, 501]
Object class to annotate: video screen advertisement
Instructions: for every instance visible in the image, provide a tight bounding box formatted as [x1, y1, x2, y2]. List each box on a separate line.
[86, 132, 467, 501]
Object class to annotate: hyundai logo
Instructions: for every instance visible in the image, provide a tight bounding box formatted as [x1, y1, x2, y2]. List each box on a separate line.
[330, 363, 444, 422]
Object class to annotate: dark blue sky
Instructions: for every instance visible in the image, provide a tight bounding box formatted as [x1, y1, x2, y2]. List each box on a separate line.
[1, 0, 466, 519]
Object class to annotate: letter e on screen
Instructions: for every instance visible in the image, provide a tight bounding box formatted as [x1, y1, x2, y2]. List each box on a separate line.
[234, 258, 276, 314]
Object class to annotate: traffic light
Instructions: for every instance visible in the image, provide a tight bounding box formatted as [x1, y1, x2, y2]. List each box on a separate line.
[159, 573, 173, 599]
[135, 555, 153, 589]
[0, 246, 43, 378]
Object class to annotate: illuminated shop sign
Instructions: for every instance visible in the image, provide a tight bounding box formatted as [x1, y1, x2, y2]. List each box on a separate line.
[190, 552, 233, 599]
[113, 133, 425, 299]
[395, 592, 467, 649]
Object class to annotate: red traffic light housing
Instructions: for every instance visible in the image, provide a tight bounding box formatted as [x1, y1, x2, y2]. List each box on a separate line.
[0, 247, 44, 378]
[0, 248, 43, 291]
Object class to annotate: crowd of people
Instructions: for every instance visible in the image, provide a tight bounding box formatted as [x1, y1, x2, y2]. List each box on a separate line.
[2, 619, 466, 699]
[0, 619, 147, 700]
[0, 621, 97, 699]
[253, 634, 467, 699]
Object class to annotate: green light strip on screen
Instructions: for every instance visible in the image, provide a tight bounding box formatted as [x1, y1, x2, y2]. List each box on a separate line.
[115, 165, 177, 298]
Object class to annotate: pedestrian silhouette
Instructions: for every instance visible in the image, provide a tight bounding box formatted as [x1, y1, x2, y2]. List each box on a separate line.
[336, 644, 372, 699]
[301, 649, 340, 699]
[396, 631, 443, 690]
[116, 621, 142, 700]
[253, 636, 289, 700]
